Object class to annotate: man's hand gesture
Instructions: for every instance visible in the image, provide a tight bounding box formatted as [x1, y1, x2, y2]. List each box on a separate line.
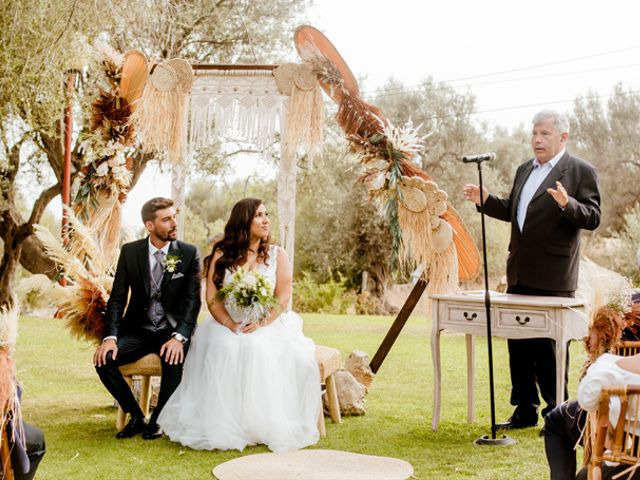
[547, 181, 569, 208]
[463, 184, 489, 206]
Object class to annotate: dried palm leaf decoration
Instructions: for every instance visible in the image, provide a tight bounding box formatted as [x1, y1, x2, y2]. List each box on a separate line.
[120, 49, 149, 107]
[74, 42, 142, 258]
[294, 25, 481, 293]
[20, 208, 115, 344]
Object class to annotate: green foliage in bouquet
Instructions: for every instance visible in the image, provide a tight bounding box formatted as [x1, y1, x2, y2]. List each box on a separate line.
[217, 268, 278, 323]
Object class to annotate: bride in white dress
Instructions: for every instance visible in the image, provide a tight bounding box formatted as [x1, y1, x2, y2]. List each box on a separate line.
[158, 198, 321, 452]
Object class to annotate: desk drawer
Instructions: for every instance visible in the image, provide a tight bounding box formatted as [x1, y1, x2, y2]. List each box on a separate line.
[444, 305, 488, 327]
[496, 308, 549, 332]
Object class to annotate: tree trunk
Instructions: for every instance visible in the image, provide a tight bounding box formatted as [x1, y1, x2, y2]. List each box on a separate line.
[0, 216, 20, 310]
[19, 234, 57, 278]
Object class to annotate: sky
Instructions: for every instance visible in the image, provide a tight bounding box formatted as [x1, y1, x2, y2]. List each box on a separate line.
[85, 0, 640, 227]
[307, 0, 640, 129]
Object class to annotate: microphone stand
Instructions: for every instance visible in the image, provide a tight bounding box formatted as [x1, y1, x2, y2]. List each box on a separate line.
[467, 157, 516, 446]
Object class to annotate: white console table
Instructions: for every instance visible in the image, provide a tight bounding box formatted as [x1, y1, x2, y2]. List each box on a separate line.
[430, 291, 587, 431]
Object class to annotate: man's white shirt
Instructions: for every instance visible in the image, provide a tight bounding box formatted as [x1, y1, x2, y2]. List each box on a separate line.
[516, 149, 565, 231]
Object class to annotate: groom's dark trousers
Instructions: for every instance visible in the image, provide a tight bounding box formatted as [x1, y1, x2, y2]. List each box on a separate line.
[95, 238, 201, 423]
[96, 329, 191, 424]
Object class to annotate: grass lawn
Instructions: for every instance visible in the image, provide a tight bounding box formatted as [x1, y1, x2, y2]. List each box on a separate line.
[16, 312, 586, 479]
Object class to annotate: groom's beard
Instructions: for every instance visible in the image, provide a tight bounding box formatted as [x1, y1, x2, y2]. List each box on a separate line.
[157, 228, 178, 242]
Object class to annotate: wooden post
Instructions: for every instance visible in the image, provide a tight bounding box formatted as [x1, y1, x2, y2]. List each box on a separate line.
[369, 277, 428, 374]
[60, 71, 76, 286]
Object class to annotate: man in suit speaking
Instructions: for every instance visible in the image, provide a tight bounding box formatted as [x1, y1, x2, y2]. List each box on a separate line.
[93, 197, 202, 439]
[463, 110, 601, 429]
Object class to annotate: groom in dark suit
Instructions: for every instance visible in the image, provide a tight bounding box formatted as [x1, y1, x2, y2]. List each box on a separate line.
[94, 197, 201, 439]
[463, 109, 601, 429]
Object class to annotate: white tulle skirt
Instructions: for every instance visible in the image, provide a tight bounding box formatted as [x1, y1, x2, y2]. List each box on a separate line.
[158, 312, 321, 452]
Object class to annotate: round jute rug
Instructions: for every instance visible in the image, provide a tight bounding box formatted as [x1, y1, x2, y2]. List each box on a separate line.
[211, 449, 414, 480]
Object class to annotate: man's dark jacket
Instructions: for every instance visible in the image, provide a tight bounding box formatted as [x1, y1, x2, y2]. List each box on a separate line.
[481, 151, 601, 292]
[103, 238, 202, 339]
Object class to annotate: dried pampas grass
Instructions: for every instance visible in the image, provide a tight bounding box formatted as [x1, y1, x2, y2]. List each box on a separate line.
[0, 346, 20, 454]
[84, 193, 123, 260]
[24, 220, 116, 344]
[0, 306, 18, 354]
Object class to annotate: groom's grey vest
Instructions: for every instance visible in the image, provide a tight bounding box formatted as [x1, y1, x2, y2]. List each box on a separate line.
[144, 251, 172, 333]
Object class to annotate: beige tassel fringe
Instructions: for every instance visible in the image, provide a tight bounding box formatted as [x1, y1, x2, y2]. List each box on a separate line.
[132, 83, 188, 162]
[283, 84, 324, 167]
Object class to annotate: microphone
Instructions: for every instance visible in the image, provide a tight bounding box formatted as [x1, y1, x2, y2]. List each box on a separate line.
[462, 152, 496, 163]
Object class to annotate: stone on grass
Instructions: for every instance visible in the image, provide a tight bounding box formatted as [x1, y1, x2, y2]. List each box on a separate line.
[345, 350, 374, 393]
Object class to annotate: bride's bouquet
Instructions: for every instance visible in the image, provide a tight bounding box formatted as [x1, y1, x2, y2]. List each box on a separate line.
[217, 268, 278, 325]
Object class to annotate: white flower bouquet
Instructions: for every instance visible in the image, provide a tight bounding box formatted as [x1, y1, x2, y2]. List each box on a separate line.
[217, 268, 278, 325]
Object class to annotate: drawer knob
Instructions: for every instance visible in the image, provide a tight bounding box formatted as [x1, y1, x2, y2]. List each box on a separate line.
[515, 315, 530, 325]
[463, 312, 478, 321]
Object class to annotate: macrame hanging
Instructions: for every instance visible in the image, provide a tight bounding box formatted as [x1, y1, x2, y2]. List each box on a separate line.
[187, 65, 324, 268]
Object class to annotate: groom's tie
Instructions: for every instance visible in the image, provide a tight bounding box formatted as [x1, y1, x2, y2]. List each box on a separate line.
[152, 250, 165, 287]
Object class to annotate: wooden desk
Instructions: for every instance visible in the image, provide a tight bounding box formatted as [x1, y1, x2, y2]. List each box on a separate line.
[430, 291, 587, 431]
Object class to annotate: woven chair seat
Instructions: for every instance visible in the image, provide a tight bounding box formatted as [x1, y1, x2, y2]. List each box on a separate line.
[118, 353, 162, 377]
[315, 346, 341, 381]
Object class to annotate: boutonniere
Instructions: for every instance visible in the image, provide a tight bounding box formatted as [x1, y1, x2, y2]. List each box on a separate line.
[163, 254, 182, 273]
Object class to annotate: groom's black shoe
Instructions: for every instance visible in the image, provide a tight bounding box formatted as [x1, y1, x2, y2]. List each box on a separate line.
[116, 416, 146, 439]
[496, 408, 538, 430]
[142, 422, 163, 440]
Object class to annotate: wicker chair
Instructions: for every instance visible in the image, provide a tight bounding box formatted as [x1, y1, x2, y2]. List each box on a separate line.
[615, 341, 640, 357]
[588, 385, 640, 480]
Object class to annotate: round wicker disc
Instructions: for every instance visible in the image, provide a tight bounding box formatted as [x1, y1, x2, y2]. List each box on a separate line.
[150, 64, 178, 92]
[168, 58, 193, 92]
[433, 199, 447, 216]
[400, 186, 427, 213]
[432, 220, 453, 254]
[294, 63, 317, 91]
[274, 63, 297, 95]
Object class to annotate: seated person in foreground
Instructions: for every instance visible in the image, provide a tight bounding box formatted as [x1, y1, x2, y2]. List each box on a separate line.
[0, 349, 45, 480]
[544, 294, 640, 480]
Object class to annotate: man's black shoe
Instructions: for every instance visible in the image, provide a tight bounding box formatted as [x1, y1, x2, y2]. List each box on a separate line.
[142, 422, 163, 440]
[116, 416, 146, 439]
[495, 415, 538, 430]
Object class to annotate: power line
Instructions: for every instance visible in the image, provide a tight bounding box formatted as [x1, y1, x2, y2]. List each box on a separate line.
[422, 89, 640, 122]
[372, 63, 640, 98]
[361, 44, 640, 95]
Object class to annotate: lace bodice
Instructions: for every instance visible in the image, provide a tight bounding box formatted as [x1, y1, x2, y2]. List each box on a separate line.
[222, 245, 278, 323]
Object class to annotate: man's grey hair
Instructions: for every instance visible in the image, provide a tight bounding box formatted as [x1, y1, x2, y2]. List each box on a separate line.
[532, 109, 570, 134]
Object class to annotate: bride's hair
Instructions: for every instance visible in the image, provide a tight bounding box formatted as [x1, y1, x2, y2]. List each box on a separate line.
[204, 197, 271, 287]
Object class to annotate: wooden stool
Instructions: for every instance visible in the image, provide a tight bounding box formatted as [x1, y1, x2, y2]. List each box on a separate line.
[115, 353, 162, 431]
[315, 345, 342, 436]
